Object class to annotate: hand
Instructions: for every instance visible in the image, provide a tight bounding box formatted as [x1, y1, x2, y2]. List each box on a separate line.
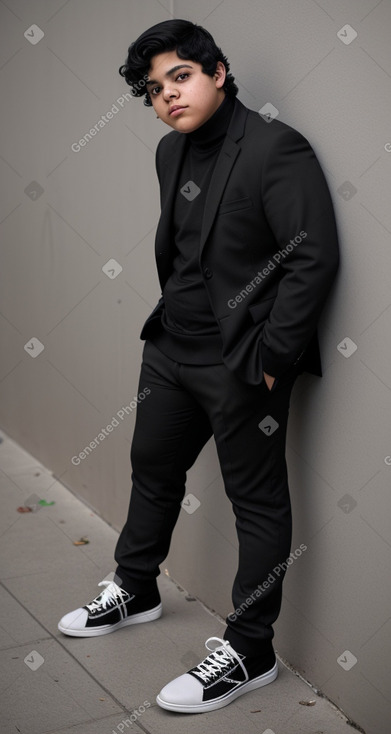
[263, 371, 276, 391]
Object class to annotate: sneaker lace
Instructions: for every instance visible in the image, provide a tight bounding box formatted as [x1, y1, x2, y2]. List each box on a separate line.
[191, 637, 248, 684]
[86, 580, 129, 612]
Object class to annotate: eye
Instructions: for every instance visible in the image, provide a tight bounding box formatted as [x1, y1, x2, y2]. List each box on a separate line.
[150, 72, 190, 96]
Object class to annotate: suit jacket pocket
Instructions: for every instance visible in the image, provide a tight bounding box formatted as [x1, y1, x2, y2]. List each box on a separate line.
[218, 196, 253, 215]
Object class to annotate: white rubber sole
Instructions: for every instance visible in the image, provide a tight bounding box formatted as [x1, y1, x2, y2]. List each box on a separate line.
[58, 602, 162, 637]
[156, 660, 278, 713]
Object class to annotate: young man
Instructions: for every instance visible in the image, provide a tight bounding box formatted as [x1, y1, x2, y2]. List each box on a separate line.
[59, 19, 339, 714]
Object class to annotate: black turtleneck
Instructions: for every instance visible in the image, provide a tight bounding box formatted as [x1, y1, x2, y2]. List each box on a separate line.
[150, 93, 236, 364]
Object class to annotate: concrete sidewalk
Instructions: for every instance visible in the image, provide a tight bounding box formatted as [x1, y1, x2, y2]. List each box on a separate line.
[0, 429, 358, 734]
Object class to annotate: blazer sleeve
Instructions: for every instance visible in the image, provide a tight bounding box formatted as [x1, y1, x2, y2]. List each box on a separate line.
[155, 138, 163, 185]
[259, 126, 340, 377]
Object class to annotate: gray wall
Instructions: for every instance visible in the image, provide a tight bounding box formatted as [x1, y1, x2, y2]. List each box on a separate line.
[1, 1, 390, 731]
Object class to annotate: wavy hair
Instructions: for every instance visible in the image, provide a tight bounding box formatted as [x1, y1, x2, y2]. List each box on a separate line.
[119, 19, 238, 106]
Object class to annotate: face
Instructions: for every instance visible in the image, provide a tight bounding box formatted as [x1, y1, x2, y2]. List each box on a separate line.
[146, 50, 226, 133]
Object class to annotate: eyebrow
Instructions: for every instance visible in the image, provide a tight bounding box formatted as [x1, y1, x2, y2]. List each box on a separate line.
[145, 64, 193, 88]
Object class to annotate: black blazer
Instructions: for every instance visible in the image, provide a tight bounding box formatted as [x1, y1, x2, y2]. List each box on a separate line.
[141, 96, 340, 385]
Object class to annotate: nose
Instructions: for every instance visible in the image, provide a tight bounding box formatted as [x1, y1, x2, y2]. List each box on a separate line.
[163, 85, 178, 102]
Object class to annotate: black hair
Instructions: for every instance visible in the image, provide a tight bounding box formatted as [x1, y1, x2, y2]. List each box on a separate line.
[119, 19, 238, 106]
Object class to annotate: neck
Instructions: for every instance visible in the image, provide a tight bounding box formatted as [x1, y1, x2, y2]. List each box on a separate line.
[187, 94, 235, 152]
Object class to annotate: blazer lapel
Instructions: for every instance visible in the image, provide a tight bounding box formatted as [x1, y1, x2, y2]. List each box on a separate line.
[154, 133, 187, 289]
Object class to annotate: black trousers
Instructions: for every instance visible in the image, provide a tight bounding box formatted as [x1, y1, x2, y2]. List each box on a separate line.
[114, 340, 300, 657]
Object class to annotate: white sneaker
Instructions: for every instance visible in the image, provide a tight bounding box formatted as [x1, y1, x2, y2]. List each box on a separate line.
[156, 636, 277, 713]
[58, 578, 162, 637]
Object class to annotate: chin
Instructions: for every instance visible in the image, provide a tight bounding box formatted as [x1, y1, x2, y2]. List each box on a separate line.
[176, 115, 201, 130]
[170, 119, 195, 132]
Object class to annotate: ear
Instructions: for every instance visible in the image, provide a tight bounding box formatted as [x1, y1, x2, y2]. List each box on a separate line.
[214, 60, 226, 89]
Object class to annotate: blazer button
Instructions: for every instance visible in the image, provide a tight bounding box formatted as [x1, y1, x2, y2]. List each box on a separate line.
[203, 267, 213, 279]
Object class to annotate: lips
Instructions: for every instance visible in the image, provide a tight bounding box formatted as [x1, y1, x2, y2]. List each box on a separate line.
[169, 105, 187, 115]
